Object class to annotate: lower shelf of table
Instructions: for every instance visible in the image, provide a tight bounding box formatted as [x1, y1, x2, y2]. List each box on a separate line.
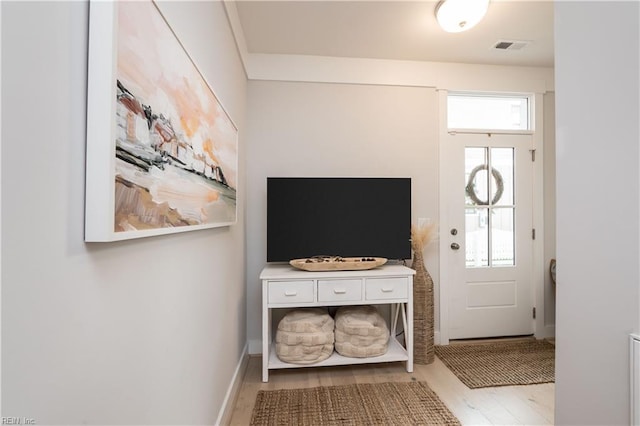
[267, 337, 409, 370]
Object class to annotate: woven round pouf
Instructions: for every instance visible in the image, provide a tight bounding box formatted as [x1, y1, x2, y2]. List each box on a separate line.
[275, 308, 334, 365]
[334, 305, 389, 358]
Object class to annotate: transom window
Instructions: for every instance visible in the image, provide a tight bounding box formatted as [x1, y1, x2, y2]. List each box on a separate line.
[447, 94, 530, 131]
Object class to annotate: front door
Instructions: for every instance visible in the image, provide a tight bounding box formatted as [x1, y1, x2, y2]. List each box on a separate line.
[442, 132, 534, 339]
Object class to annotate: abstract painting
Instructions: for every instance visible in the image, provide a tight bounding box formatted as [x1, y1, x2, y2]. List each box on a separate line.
[85, 0, 238, 241]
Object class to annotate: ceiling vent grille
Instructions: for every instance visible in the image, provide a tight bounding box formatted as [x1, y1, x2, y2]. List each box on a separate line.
[493, 40, 531, 51]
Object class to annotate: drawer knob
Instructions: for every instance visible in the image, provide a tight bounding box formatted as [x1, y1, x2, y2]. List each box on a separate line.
[333, 288, 347, 294]
[381, 287, 394, 293]
[284, 291, 298, 296]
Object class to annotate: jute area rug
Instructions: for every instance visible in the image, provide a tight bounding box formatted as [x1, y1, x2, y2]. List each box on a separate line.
[434, 339, 555, 389]
[249, 381, 460, 426]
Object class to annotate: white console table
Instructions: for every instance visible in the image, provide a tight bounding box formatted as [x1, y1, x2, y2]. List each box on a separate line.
[260, 263, 415, 382]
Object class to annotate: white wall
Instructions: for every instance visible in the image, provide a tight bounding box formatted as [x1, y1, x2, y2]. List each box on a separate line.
[1, 1, 247, 424]
[555, 2, 640, 425]
[245, 76, 556, 349]
[245, 82, 439, 350]
[544, 92, 556, 330]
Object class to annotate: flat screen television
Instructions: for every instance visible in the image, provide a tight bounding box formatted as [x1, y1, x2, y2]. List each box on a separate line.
[267, 177, 411, 262]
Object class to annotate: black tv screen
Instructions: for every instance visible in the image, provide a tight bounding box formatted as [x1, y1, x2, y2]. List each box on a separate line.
[267, 177, 411, 262]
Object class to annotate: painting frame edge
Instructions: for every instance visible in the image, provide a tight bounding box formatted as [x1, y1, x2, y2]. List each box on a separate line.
[85, 0, 239, 242]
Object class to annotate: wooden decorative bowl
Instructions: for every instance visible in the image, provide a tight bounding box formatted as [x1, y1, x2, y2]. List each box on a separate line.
[289, 256, 387, 272]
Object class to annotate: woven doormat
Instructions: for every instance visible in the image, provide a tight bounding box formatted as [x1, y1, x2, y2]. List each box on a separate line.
[250, 381, 460, 426]
[435, 339, 555, 389]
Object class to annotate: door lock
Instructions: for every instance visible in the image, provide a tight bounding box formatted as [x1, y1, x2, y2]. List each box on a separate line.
[451, 242, 460, 250]
[450, 228, 458, 236]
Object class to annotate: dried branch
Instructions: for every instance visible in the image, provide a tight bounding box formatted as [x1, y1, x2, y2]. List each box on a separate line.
[410, 222, 437, 251]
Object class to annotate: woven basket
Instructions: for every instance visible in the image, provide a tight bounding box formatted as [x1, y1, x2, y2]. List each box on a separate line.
[411, 249, 434, 364]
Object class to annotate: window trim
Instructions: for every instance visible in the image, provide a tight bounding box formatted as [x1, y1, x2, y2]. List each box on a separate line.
[448, 128, 534, 136]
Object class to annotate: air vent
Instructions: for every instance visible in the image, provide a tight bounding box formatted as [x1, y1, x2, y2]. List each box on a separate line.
[493, 40, 531, 51]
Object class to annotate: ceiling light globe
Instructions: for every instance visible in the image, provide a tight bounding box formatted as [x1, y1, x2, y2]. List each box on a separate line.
[436, 0, 490, 33]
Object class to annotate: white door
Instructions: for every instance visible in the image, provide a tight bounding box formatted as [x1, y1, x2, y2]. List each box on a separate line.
[443, 132, 534, 339]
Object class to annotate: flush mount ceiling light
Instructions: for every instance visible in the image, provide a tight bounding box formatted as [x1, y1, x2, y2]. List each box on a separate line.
[436, 0, 490, 33]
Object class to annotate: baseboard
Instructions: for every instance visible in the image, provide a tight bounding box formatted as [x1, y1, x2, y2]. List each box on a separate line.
[215, 342, 249, 426]
[248, 338, 262, 355]
[534, 324, 555, 340]
[544, 325, 556, 339]
[434, 330, 441, 346]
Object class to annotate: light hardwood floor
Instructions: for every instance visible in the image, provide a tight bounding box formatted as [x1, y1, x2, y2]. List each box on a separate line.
[228, 345, 555, 425]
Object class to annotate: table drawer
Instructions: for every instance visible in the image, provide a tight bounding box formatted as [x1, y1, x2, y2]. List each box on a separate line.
[318, 279, 362, 302]
[365, 277, 408, 300]
[268, 281, 314, 304]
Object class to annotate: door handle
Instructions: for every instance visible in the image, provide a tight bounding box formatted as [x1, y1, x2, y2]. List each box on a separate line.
[451, 242, 460, 250]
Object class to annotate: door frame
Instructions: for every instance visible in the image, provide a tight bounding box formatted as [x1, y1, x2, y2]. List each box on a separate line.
[437, 90, 547, 345]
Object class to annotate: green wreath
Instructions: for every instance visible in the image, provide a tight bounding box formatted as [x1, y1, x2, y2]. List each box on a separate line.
[465, 164, 504, 206]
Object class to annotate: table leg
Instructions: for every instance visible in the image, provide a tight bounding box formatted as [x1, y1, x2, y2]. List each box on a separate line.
[405, 300, 413, 372]
[262, 289, 270, 382]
